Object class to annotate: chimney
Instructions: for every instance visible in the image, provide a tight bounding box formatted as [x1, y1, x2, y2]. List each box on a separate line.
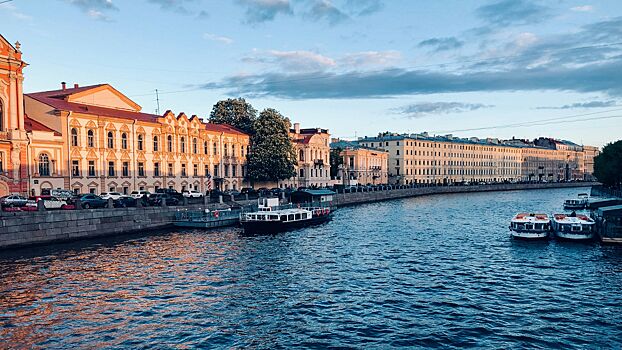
[61, 82, 66, 90]
[74, 83, 79, 88]
[294, 123, 300, 134]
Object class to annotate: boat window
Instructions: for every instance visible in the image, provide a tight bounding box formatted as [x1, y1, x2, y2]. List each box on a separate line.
[288, 214, 295, 221]
[281, 215, 287, 221]
[270, 215, 278, 220]
[295, 213, 301, 220]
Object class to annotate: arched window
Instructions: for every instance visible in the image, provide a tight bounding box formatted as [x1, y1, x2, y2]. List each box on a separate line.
[224, 144, 228, 156]
[153, 136, 159, 152]
[299, 150, 304, 161]
[107, 131, 114, 148]
[180, 137, 186, 153]
[204, 141, 208, 155]
[167, 135, 173, 152]
[121, 133, 128, 149]
[213, 142, 218, 155]
[192, 138, 197, 154]
[38, 153, 50, 176]
[137, 134, 144, 151]
[87, 130, 94, 148]
[71, 128, 79, 146]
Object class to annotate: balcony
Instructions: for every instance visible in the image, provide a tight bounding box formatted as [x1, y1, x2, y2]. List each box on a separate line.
[314, 159, 324, 166]
[0, 131, 10, 141]
[370, 166, 382, 171]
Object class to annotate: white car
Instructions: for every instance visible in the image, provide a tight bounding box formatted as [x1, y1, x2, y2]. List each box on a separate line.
[130, 190, 151, 199]
[182, 190, 203, 198]
[25, 196, 68, 210]
[100, 192, 123, 200]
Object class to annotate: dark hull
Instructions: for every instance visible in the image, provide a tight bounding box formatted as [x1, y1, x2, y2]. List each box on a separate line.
[241, 215, 331, 234]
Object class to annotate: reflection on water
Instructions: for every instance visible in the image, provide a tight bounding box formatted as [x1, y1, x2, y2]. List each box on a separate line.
[1, 187, 621, 348]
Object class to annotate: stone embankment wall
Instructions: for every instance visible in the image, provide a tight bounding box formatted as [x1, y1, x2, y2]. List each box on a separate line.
[334, 182, 598, 206]
[0, 182, 597, 250]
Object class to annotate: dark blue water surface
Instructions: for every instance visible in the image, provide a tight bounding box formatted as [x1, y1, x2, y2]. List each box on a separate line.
[1, 187, 622, 349]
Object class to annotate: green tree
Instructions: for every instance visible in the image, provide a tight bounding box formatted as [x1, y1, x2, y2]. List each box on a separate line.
[594, 140, 622, 187]
[246, 108, 297, 182]
[209, 98, 257, 134]
[330, 147, 343, 178]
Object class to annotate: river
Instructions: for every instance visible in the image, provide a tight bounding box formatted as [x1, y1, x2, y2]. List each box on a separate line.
[1, 187, 621, 348]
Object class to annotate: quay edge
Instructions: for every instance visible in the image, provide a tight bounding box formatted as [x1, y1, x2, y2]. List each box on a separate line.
[0, 182, 600, 250]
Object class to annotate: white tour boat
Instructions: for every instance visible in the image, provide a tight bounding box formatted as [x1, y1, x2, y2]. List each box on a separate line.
[551, 212, 596, 241]
[509, 213, 551, 239]
[240, 198, 332, 234]
[563, 193, 589, 210]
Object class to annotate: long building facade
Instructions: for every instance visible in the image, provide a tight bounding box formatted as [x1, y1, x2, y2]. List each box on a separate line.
[358, 132, 596, 185]
[23, 84, 249, 195]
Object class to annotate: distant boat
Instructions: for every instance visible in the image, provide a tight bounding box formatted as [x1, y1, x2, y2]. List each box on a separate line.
[552, 212, 595, 241]
[509, 213, 551, 240]
[240, 198, 332, 234]
[563, 193, 589, 210]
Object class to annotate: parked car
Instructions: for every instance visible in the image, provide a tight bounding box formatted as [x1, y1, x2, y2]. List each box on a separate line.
[25, 196, 68, 210]
[270, 188, 283, 196]
[100, 192, 123, 200]
[257, 187, 271, 197]
[69, 194, 108, 209]
[208, 190, 227, 199]
[50, 189, 75, 200]
[155, 188, 184, 201]
[148, 193, 179, 206]
[130, 190, 151, 199]
[182, 190, 203, 198]
[224, 190, 241, 197]
[113, 196, 137, 208]
[240, 187, 257, 195]
[0, 195, 28, 207]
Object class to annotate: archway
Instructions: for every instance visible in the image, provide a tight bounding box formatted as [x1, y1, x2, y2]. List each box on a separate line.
[0, 180, 9, 196]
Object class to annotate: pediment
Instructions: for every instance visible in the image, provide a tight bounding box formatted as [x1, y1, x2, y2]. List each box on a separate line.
[86, 150, 99, 159]
[67, 84, 141, 112]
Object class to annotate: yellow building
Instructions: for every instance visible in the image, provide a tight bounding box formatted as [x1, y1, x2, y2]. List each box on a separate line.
[359, 133, 591, 185]
[583, 145, 600, 181]
[24, 83, 250, 195]
[330, 141, 388, 185]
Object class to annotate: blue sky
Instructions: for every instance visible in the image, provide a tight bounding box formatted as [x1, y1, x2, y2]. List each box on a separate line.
[2, 0, 621, 146]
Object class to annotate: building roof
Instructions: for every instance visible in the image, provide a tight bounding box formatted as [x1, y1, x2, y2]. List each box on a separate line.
[597, 205, 622, 216]
[26, 84, 250, 137]
[26, 85, 161, 123]
[24, 115, 61, 136]
[293, 134, 314, 144]
[358, 133, 560, 150]
[330, 140, 386, 152]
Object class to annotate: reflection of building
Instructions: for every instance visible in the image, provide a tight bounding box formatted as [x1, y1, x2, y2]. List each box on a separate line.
[359, 132, 596, 185]
[0, 35, 29, 196]
[24, 84, 250, 195]
[330, 141, 388, 185]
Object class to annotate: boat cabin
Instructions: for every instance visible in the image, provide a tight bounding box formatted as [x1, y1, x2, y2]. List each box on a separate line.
[553, 214, 594, 233]
[290, 189, 335, 206]
[594, 205, 622, 239]
[510, 213, 550, 232]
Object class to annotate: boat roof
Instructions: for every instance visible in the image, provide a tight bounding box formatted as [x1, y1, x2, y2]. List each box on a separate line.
[248, 208, 311, 215]
[512, 213, 549, 222]
[596, 205, 622, 216]
[553, 214, 594, 223]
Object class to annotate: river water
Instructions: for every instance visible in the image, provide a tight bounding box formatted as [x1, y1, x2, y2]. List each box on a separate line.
[1, 187, 621, 348]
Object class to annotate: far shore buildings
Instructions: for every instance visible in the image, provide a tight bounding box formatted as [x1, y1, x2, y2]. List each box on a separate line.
[357, 132, 598, 185]
[330, 140, 389, 186]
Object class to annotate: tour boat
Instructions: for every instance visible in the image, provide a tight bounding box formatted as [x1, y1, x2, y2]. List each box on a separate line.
[509, 213, 551, 240]
[563, 193, 589, 210]
[551, 212, 596, 241]
[240, 198, 332, 234]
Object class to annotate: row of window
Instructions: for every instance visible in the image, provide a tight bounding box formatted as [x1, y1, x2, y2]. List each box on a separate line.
[70, 128, 247, 156]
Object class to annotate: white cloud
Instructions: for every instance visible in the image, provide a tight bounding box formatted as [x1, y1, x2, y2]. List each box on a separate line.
[203, 33, 234, 45]
[571, 5, 594, 12]
[340, 51, 402, 67]
[0, 2, 33, 21]
[243, 50, 336, 72]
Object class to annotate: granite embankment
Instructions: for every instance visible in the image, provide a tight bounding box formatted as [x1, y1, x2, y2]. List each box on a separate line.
[0, 182, 597, 250]
[334, 182, 598, 206]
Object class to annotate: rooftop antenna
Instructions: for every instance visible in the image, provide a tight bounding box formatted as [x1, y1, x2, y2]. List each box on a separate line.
[155, 89, 161, 115]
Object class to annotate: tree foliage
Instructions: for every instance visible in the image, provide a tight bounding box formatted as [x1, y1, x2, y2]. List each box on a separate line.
[209, 98, 257, 134]
[246, 109, 297, 182]
[594, 140, 622, 187]
[330, 147, 343, 178]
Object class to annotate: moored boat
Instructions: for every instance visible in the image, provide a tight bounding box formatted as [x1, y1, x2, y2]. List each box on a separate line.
[552, 212, 595, 241]
[240, 198, 332, 234]
[563, 193, 589, 210]
[509, 213, 551, 240]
